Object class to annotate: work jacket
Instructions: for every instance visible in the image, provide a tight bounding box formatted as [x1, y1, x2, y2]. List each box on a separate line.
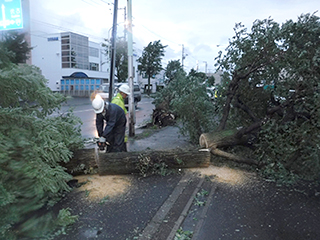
[112, 93, 127, 114]
[95, 103, 126, 140]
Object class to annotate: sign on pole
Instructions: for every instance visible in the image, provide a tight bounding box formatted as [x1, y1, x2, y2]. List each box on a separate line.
[0, 0, 23, 31]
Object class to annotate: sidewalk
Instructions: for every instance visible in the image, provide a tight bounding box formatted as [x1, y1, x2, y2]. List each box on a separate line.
[54, 125, 320, 240]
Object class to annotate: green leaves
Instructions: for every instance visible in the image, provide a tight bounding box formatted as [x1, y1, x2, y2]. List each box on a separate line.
[0, 61, 83, 238]
[154, 70, 218, 143]
[137, 40, 167, 94]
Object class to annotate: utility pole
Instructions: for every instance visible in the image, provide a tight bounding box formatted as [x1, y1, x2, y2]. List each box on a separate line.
[118, 6, 127, 40]
[181, 44, 188, 69]
[108, 0, 118, 102]
[127, 0, 135, 136]
[123, 6, 127, 40]
[203, 61, 207, 74]
[181, 44, 185, 68]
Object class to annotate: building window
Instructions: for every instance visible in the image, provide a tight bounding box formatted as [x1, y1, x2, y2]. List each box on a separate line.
[90, 62, 99, 71]
[62, 62, 70, 68]
[89, 47, 99, 57]
[61, 32, 89, 69]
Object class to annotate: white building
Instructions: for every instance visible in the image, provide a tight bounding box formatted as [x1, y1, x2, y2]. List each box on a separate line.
[31, 31, 110, 96]
[6, 0, 162, 95]
[10, 0, 111, 96]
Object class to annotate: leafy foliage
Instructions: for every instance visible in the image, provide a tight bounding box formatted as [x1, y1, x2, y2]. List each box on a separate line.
[137, 40, 166, 95]
[155, 13, 320, 183]
[103, 38, 128, 82]
[164, 60, 184, 84]
[0, 47, 83, 238]
[215, 13, 320, 182]
[154, 70, 218, 143]
[0, 31, 32, 64]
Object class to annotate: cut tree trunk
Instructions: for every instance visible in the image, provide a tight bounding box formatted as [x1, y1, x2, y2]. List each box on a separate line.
[62, 148, 211, 176]
[61, 148, 98, 176]
[199, 130, 259, 166]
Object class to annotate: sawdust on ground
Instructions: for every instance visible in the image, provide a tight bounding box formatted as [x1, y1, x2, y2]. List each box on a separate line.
[73, 166, 254, 201]
[188, 165, 255, 187]
[74, 175, 132, 201]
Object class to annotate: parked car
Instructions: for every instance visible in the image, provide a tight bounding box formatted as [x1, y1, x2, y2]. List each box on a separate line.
[98, 83, 110, 100]
[206, 86, 217, 100]
[123, 84, 142, 108]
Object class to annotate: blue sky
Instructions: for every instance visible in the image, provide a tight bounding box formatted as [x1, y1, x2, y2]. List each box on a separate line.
[31, 0, 319, 73]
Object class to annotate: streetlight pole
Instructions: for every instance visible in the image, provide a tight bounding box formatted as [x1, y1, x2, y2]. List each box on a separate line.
[108, 0, 118, 102]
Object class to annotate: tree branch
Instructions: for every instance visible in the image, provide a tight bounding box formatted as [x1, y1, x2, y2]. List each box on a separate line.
[234, 95, 260, 122]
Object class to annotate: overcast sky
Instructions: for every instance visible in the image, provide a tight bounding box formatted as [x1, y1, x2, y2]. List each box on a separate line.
[30, 0, 319, 73]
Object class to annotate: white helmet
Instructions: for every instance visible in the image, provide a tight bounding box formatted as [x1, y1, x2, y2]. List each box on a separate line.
[118, 84, 130, 95]
[92, 97, 105, 113]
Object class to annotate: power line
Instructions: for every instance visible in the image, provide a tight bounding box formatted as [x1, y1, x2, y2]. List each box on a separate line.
[99, 0, 113, 5]
[80, 0, 99, 7]
[30, 19, 107, 42]
[138, 24, 180, 47]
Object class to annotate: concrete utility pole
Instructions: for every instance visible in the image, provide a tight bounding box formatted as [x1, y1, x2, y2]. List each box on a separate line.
[127, 0, 135, 136]
[108, 0, 118, 102]
[203, 61, 207, 74]
[181, 44, 188, 69]
[123, 6, 127, 40]
[118, 6, 127, 40]
[181, 44, 185, 68]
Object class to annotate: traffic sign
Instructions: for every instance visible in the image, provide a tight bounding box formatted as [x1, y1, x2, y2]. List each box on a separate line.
[0, 0, 23, 31]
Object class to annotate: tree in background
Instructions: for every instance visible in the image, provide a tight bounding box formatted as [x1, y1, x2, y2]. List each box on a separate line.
[137, 40, 166, 95]
[164, 59, 185, 84]
[102, 38, 128, 83]
[115, 38, 128, 82]
[207, 75, 215, 86]
[0, 37, 81, 239]
[0, 31, 32, 64]
[154, 66, 216, 142]
[188, 69, 207, 83]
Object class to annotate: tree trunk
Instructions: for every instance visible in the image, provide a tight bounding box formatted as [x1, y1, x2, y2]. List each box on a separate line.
[61, 148, 98, 176]
[63, 148, 211, 176]
[199, 130, 259, 166]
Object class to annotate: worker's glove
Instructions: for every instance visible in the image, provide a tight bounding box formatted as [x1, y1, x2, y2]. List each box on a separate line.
[97, 137, 106, 151]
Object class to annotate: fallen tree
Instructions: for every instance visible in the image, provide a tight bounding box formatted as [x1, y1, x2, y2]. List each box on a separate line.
[153, 14, 320, 182]
[199, 129, 260, 166]
[63, 148, 211, 176]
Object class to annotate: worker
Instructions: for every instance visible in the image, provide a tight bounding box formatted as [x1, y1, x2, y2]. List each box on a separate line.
[112, 83, 130, 150]
[92, 95, 127, 152]
[112, 83, 130, 114]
